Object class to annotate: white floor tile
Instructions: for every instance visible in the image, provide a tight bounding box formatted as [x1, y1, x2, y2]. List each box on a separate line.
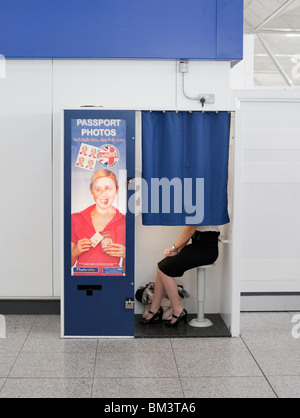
[242, 329, 300, 353]
[171, 338, 262, 377]
[0, 379, 5, 392]
[181, 376, 276, 398]
[9, 351, 96, 378]
[4, 315, 37, 334]
[253, 351, 300, 376]
[0, 313, 299, 398]
[22, 333, 98, 354]
[0, 378, 92, 398]
[95, 338, 178, 378]
[240, 312, 293, 332]
[95, 350, 178, 378]
[29, 316, 61, 334]
[0, 354, 19, 378]
[0, 332, 28, 355]
[92, 377, 184, 398]
[268, 376, 300, 398]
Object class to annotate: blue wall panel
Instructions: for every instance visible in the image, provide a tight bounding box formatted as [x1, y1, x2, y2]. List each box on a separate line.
[0, 0, 243, 60]
[217, 0, 244, 60]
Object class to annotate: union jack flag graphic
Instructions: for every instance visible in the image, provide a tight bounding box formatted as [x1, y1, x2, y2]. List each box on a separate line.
[97, 145, 120, 167]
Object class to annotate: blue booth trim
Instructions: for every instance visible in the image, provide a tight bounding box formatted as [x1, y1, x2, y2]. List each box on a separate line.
[0, 0, 243, 61]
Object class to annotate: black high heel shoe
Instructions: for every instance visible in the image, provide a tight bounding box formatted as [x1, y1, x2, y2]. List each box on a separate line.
[165, 309, 188, 328]
[140, 307, 163, 324]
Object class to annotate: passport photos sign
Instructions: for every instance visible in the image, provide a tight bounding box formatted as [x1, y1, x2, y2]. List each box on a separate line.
[70, 118, 127, 277]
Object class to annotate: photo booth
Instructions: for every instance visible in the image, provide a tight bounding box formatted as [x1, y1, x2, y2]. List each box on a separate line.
[0, 0, 244, 338]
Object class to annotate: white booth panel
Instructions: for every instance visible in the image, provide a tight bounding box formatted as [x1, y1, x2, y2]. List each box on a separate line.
[242, 102, 300, 150]
[242, 102, 300, 130]
[243, 129, 300, 150]
[219, 120, 236, 334]
[234, 96, 300, 308]
[241, 184, 300, 260]
[243, 163, 300, 184]
[241, 280, 300, 293]
[242, 259, 300, 281]
[0, 60, 53, 297]
[242, 259, 300, 292]
[243, 150, 300, 163]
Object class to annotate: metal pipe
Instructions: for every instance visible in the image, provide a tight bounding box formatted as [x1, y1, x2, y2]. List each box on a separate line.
[182, 72, 200, 101]
[253, 0, 297, 32]
[246, 29, 300, 35]
[257, 33, 293, 87]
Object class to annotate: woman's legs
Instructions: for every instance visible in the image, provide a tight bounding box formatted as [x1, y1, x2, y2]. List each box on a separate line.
[147, 266, 183, 323]
[145, 267, 165, 319]
[158, 268, 183, 323]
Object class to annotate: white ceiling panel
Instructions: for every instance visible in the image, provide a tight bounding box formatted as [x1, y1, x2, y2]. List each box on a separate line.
[244, 0, 300, 86]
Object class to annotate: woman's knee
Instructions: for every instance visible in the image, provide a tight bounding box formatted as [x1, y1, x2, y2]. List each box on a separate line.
[157, 265, 164, 275]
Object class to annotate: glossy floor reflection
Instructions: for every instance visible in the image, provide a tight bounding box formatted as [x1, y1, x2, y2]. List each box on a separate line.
[0, 312, 299, 398]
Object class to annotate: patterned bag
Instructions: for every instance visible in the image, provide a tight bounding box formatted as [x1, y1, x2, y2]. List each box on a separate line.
[135, 283, 190, 321]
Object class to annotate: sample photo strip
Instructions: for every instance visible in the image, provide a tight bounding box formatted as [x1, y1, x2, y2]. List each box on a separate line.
[75, 144, 98, 171]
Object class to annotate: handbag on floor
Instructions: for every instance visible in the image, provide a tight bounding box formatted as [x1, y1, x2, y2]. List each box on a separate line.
[135, 283, 190, 321]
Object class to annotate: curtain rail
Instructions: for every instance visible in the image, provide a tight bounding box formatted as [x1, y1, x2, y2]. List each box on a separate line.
[149, 110, 233, 114]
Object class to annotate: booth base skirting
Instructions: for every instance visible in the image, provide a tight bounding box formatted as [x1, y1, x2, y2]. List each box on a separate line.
[134, 314, 231, 338]
[0, 300, 60, 315]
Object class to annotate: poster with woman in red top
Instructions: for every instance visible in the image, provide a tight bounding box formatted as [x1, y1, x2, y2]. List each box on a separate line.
[70, 118, 127, 276]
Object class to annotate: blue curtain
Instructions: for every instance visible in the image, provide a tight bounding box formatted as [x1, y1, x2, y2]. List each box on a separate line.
[142, 111, 231, 226]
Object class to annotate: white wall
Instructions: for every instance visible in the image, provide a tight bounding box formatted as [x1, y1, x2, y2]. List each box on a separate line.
[0, 60, 53, 297]
[0, 59, 233, 316]
[230, 35, 254, 90]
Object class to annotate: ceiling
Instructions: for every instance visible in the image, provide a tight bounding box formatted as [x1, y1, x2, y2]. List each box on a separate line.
[244, 0, 300, 86]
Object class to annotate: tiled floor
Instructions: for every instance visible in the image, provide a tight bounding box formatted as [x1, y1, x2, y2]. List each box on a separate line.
[0, 312, 299, 398]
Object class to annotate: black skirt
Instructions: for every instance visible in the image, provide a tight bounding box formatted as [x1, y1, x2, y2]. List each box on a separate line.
[158, 231, 220, 278]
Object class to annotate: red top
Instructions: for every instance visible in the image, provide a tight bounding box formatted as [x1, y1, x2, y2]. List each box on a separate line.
[71, 204, 126, 275]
